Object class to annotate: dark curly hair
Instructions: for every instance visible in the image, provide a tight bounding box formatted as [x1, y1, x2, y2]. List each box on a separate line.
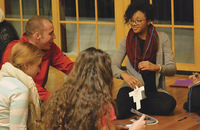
[124, 0, 155, 24]
[41, 47, 115, 130]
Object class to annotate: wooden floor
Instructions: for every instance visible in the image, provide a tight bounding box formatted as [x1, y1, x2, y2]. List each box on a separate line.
[45, 66, 200, 130]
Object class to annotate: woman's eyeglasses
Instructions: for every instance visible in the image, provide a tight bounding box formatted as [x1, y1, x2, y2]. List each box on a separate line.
[129, 19, 146, 25]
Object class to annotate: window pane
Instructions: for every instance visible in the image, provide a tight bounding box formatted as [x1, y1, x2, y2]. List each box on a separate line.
[39, 0, 52, 19]
[5, 0, 20, 18]
[22, 0, 37, 19]
[78, 0, 95, 21]
[59, 0, 76, 21]
[174, 0, 193, 25]
[153, 0, 171, 24]
[61, 23, 78, 56]
[23, 21, 28, 34]
[156, 27, 172, 46]
[131, 0, 150, 3]
[80, 24, 96, 51]
[98, 25, 116, 57]
[8, 21, 21, 37]
[97, 0, 115, 22]
[175, 28, 194, 64]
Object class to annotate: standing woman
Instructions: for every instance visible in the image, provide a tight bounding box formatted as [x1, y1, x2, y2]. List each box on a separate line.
[41, 47, 146, 130]
[112, 0, 177, 119]
[0, 42, 44, 129]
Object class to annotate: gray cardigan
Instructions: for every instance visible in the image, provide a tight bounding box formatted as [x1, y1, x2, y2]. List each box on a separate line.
[112, 32, 177, 92]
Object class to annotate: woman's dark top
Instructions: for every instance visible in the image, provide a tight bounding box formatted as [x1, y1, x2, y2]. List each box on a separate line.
[138, 37, 157, 95]
[0, 20, 19, 62]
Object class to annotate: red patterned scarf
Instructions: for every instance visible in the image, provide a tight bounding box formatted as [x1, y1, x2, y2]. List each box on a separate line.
[126, 24, 158, 73]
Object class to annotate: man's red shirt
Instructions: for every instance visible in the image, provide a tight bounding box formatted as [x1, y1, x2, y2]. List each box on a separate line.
[0, 33, 74, 102]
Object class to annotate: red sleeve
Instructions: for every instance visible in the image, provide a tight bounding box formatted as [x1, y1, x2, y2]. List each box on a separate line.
[109, 105, 117, 121]
[35, 83, 52, 102]
[101, 104, 117, 127]
[50, 43, 74, 75]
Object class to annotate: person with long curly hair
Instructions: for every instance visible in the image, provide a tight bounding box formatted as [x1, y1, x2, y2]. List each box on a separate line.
[41, 47, 146, 130]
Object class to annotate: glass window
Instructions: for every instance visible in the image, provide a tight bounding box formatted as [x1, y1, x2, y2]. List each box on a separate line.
[78, 0, 95, 21]
[59, 0, 76, 21]
[174, 0, 193, 25]
[22, 0, 37, 19]
[175, 28, 194, 64]
[8, 21, 21, 37]
[156, 27, 172, 46]
[61, 23, 78, 56]
[97, 0, 115, 22]
[58, 0, 116, 57]
[98, 25, 116, 57]
[80, 24, 96, 51]
[131, 0, 150, 3]
[153, 0, 171, 24]
[39, 0, 52, 19]
[5, 0, 20, 18]
[23, 21, 28, 34]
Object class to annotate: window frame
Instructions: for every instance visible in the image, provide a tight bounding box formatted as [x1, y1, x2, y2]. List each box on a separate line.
[1, 0, 200, 71]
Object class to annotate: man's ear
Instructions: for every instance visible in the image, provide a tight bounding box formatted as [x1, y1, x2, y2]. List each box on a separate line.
[33, 32, 41, 40]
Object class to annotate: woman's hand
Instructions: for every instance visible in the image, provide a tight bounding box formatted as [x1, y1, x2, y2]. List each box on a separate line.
[138, 61, 160, 72]
[121, 72, 143, 89]
[189, 73, 200, 84]
[129, 114, 147, 130]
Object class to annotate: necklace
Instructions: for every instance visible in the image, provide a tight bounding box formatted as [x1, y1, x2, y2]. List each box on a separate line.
[134, 26, 155, 73]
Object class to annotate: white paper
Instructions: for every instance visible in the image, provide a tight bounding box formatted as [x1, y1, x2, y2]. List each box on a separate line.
[129, 86, 145, 110]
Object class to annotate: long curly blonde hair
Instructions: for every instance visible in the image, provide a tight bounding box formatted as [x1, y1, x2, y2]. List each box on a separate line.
[41, 47, 115, 130]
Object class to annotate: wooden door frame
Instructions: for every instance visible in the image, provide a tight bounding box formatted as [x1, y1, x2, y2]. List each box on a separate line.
[0, 1, 5, 13]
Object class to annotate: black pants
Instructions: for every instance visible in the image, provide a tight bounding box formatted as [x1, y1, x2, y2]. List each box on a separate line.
[183, 85, 200, 115]
[115, 87, 177, 119]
